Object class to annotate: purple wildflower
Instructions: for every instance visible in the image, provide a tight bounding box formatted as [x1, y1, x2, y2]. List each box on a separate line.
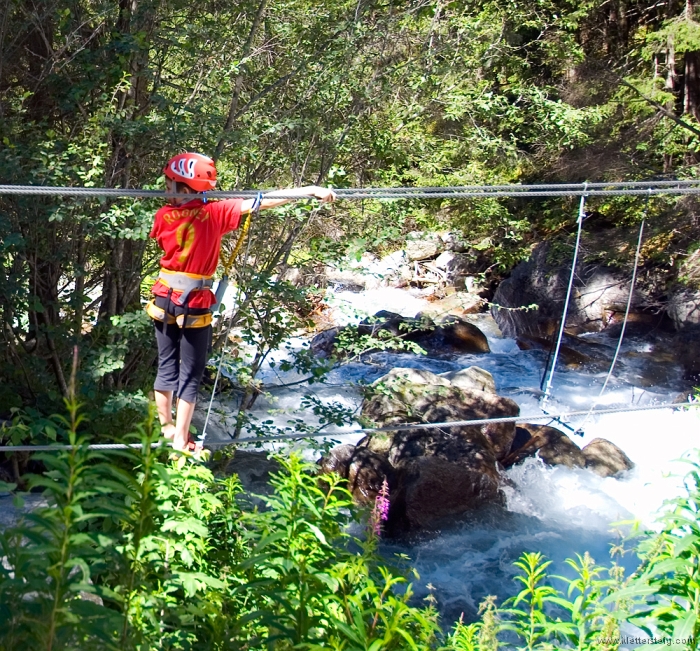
[371, 479, 390, 536]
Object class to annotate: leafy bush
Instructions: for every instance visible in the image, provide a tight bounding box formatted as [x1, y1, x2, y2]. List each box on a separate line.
[4, 403, 700, 650]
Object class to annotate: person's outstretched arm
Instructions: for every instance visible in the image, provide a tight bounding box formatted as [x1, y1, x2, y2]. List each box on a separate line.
[240, 186, 335, 214]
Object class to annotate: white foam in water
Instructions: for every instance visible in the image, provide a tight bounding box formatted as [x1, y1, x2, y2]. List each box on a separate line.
[214, 288, 698, 645]
[326, 287, 431, 325]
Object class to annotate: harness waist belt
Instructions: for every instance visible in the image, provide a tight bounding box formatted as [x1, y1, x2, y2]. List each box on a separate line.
[158, 269, 213, 305]
[145, 300, 212, 328]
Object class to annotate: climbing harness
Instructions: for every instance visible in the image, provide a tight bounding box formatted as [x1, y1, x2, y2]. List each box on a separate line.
[145, 301, 213, 328]
[211, 192, 261, 313]
[156, 269, 214, 305]
[540, 185, 587, 410]
[145, 269, 214, 328]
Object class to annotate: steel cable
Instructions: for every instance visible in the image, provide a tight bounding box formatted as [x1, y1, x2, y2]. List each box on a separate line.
[0, 401, 697, 453]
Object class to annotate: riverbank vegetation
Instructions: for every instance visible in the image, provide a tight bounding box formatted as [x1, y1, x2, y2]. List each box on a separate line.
[1, 402, 700, 649]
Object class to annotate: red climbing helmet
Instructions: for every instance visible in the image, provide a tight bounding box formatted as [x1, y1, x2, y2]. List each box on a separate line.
[163, 152, 217, 191]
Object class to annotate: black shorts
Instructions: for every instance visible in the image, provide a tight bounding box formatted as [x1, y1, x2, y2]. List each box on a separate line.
[152, 295, 211, 403]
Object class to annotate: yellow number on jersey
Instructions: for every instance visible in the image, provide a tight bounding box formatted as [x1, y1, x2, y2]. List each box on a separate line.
[176, 221, 196, 264]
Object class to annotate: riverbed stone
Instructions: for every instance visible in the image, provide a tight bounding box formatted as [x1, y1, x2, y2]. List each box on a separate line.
[439, 367, 497, 394]
[581, 438, 634, 477]
[310, 327, 340, 358]
[440, 317, 491, 353]
[502, 424, 586, 469]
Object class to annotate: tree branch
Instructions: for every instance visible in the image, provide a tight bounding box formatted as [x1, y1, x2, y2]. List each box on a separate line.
[619, 77, 700, 139]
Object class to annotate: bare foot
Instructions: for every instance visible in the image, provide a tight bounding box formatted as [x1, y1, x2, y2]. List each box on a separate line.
[161, 423, 176, 440]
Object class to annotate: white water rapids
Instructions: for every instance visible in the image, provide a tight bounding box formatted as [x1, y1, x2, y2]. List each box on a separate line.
[220, 286, 699, 642]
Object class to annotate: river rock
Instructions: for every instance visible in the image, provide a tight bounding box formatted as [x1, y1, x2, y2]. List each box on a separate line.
[438, 367, 496, 394]
[318, 444, 393, 504]
[516, 334, 592, 367]
[213, 450, 281, 498]
[502, 424, 585, 469]
[491, 241, 646, 338]
[419, 291, 486, 317]
[440, 317, 491, 353]
[310, 327, 341, 358]
[668, 288, 700, 329]
[581, 438, 634, 477]
[388, 455, 503, 533]
[363, 368, 519, 460]
[434, 251, 479, 289]
[405, 231, 444, 261]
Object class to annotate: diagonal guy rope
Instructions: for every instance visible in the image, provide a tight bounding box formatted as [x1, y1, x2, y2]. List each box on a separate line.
[540, 189, 587, 408]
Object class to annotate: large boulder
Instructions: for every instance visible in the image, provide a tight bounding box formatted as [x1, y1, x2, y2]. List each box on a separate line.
[318, 444, 394, 504]
[388, 455, 503, 534]
[502, 424, 586, 469]
[491, 241, 650, 338]
[581, 438, 634, 477]
[362, 367, 518, 460]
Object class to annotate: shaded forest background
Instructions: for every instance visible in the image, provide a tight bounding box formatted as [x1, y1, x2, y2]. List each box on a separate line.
[1, 0, 700, 419]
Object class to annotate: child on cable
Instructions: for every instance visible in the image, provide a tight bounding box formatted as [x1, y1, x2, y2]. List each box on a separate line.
[148, 152, 335, 452]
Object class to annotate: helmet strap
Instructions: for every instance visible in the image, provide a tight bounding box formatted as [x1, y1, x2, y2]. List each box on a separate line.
[202, 191, 208, 204]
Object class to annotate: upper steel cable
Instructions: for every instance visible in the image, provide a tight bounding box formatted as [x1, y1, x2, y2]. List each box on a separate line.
[3, 180, 700, 199]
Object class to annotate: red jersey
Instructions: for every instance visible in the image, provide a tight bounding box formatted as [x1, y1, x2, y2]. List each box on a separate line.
[149, 198, 243, 308]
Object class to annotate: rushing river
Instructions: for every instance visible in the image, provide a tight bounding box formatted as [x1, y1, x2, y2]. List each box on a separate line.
[213, 286, 699, 642]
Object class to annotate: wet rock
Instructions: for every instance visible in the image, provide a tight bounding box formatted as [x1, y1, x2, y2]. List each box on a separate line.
[215, 450, 281, 496]
[502, 424, 585, 469]
[515, 334, 592, 367]
[310, 327, 341, 358]
[388, 455, 503, 534]
[318, 444, 393, 504]
[581, 438, 634, 477]
[363, 369, 519, 460]
[671, 325, 700, 381]
[440, 317, 491, 353]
